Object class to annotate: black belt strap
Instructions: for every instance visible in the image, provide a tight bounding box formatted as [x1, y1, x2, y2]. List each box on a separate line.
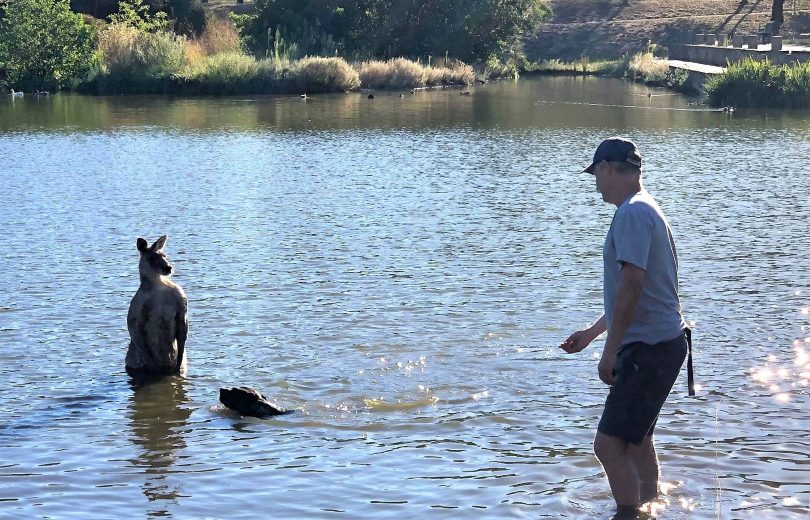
[685, 327, 695, 396]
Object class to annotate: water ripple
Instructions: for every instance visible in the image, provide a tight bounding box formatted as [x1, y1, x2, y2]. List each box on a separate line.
[1, 78, 809, 518]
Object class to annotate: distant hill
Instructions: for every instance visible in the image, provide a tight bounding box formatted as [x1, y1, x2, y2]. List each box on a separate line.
[525, 0, 810, 61]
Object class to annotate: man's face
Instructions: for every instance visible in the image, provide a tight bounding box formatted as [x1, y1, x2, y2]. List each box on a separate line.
[592, 161, 610, 202]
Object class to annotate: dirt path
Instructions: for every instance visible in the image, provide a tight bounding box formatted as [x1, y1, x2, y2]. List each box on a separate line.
[544, 10, 778, 26]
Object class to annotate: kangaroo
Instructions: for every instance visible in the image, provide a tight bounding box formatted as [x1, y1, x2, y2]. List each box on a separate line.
[126, 235, 188, 377]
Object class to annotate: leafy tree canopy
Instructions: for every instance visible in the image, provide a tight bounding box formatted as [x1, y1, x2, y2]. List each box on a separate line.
[109, 0, 171, 32]
[0, 0, 96, 90]
[237, 0, 551, 62]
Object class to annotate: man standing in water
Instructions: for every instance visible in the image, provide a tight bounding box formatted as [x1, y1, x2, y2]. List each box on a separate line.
[560, 137, 690, 520]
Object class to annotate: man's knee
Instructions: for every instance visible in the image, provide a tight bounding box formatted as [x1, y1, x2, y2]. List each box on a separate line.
[594, 432, 627, 463]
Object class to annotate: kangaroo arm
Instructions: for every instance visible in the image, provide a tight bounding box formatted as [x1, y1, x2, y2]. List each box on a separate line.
[127, 311, 146, 348]
[175, 296, 188, 371]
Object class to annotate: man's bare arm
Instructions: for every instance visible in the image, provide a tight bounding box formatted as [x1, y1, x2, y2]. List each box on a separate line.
[598, 263, 646, 384]
[560, 314, 607, 353]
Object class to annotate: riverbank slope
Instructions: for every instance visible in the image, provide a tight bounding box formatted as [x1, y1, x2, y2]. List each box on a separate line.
[525, 0, 810, 61]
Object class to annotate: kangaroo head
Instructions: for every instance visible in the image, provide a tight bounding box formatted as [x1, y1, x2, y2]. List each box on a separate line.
[136, 235, 173, 279]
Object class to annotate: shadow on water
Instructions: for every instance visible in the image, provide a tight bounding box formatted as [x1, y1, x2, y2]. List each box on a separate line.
[127, 375, 191, 517]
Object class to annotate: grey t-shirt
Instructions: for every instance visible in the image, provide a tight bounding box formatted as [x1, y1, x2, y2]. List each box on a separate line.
[603, 190, 686, 346]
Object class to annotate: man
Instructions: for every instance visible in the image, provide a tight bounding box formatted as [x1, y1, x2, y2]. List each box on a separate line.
[560, 137, 691, 519]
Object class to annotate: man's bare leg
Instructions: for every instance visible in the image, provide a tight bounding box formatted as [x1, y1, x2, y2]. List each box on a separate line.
[594, 432, 640, 509]
[629, 435, 659, 503]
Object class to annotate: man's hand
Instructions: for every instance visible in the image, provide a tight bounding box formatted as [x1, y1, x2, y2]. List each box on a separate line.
[560, 329, 594, 353]
[598, 350, 617, 385]
[560, 315, 607, 354]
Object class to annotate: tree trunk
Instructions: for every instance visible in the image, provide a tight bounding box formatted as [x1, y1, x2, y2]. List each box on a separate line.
[772, 0, 784, 23]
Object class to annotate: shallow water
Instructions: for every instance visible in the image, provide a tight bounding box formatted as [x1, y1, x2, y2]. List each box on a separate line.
[0, 77, 808, 518]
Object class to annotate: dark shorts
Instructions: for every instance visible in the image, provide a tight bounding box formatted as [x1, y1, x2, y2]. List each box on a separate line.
[597, 332, 688, 445]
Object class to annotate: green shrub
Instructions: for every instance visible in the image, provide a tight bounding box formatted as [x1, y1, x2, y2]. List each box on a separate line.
[484, 54, 520, 80]
[705, 58, 810, 108]
[520, 56, 627, 77]
[524, 59, 575, 73]
[167, 0, 206, 35]
[176, 54, 357, 95]
[108, 0, 170, 32]
[179, 51, 260, 93]
[0, 0, 96, 90]
[91, 24, 186, 92]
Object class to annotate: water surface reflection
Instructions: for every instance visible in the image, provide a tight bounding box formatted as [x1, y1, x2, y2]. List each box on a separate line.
[128, 376, 191, 516]
[1, 76, 809, 519]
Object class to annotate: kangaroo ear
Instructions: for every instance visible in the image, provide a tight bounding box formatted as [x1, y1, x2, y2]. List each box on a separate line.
[151, 235, 168, 251]
[137, 237, 148, 253]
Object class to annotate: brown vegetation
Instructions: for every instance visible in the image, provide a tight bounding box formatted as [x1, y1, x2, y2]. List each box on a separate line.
[357, 58, 474, 89]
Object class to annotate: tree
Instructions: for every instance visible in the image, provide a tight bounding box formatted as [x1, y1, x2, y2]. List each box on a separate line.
[234, 0, 347, 58]
[109, 0, 171, 32]
[0, 0, 96, 90]
[166, 0, 206, 35]
[772, 0, 784, 24]
[236, 0, 551, 63]
[374, 0, 551, 63]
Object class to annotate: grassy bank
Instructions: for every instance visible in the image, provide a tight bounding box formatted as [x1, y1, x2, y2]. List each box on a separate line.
[81, 21, 475, 95]
[705, 58, 810, 108]
[524, 56, 626, 75]
[517, 52, 694, 94]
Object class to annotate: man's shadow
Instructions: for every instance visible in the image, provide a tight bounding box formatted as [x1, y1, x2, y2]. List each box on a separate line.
[127, 374, 191, 516]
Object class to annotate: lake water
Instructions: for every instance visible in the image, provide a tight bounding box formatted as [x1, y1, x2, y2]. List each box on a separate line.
[1, 77, 809, 519]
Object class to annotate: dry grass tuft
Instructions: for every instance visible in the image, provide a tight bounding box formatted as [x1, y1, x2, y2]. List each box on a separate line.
[627, 52, 669, 82]
[427, 62, 475, 86]
[184, 40, 206, 68]
[358, 58, 426, 89]
[359, 58, 473, 89]
[198, 17, 242, 56]
[295, 56, 360, 92]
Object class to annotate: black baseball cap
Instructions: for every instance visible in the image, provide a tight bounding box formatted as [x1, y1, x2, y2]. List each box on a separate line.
[582, 137, 642, 174]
